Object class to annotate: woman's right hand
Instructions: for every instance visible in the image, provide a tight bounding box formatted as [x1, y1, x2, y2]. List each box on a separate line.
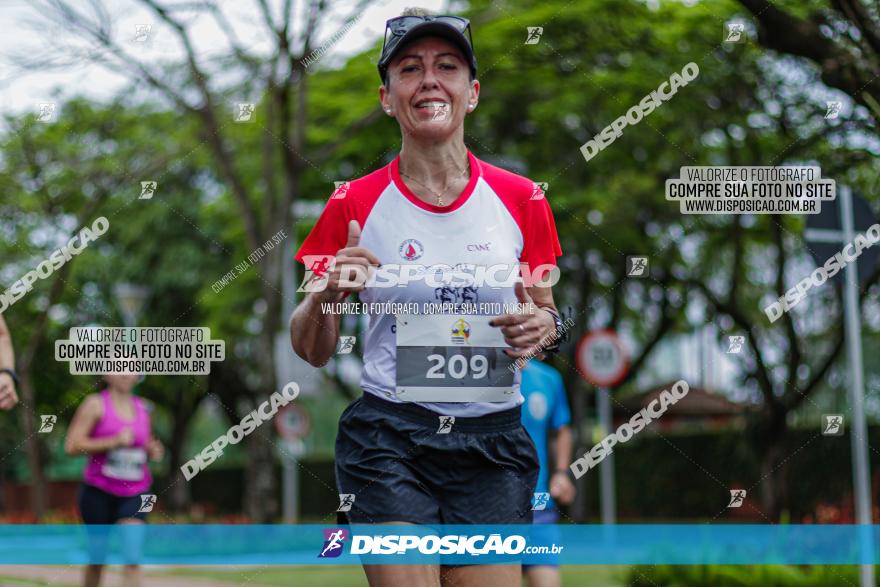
[114, 428, 134, 449]
[315, 220, 381, 301]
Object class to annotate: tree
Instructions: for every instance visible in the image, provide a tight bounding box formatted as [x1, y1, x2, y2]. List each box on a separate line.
[0, 97, 228, 516]
[724, 0, 880, 516]
[738, 0, 880, 117]
[17, 0, 372, 521]
[464, 0, 879, 519]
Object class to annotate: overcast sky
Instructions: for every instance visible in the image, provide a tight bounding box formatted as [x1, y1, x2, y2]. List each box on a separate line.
[0, 0, 453, 116]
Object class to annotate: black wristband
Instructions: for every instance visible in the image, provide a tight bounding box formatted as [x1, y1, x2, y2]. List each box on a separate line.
[0, 369, 19, 386]
[540, 308, 564, 352]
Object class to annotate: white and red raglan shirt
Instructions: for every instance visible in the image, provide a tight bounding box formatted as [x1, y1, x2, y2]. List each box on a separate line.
[295, 150, 562, 417]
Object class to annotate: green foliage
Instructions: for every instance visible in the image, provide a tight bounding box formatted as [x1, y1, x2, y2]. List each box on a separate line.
[629, 564, 873, 586]
[2, 0, 879, 508]
[0, 97, 227, 476]
[575, 425, 874, 521]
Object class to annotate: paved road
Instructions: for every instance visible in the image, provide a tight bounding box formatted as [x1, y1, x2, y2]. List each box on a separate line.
[0, 565, 241, 587]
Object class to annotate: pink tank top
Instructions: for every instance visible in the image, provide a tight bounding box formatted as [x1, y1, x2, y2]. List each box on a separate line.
[83, 390, 152, 496]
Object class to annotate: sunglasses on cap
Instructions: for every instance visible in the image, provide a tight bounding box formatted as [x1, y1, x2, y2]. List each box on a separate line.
[378, 15, 477, 82]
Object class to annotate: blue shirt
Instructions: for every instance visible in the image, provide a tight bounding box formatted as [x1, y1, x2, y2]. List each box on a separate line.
[520, 360, 571, 510]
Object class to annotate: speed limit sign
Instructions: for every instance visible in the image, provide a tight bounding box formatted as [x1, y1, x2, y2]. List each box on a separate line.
[275, 404, 311, 441]
[576, 329, 629, 387]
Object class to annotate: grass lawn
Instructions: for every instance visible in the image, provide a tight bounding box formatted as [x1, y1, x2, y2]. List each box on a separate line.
[154, 565, 630, 586]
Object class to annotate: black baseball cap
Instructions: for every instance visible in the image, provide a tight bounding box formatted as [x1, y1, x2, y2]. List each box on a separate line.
[378, 15, 477, 83]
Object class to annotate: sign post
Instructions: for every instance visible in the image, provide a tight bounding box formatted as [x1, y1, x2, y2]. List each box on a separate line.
[805, 186, 876, 587]
[576, 330, 629, 525]
[275, 404, 311, 523]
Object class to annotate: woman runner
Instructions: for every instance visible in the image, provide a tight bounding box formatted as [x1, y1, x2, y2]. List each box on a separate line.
[291, 9, 566, 587]
[66, 373, 163, 587]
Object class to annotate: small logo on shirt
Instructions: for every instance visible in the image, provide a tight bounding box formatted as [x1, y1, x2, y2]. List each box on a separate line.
[527, 393, 548, 421]
[399, 239, 424, 261]
[466, 242, 491, 252]
[450, 318, 471, 345]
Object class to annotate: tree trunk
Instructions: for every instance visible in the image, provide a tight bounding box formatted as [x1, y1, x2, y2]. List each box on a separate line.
[168, 402, 196, 512]
[756, 409, 788, 520]
[244, 419, 278, 521]
[14, 195, 106, 520]
[243, 309, 281, 522]
[759, 442, 783, 520]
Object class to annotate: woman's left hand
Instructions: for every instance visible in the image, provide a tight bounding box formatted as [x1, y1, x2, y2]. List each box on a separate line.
[489, 282, 556, 359]
[549, 471, 576, 505]
[147, 437, 164, 462]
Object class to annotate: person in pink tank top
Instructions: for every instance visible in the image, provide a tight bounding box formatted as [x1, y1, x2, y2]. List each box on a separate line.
[65, 373, 163, 587]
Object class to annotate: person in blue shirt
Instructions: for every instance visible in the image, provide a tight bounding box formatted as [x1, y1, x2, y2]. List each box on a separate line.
[521, 356, 575, 587]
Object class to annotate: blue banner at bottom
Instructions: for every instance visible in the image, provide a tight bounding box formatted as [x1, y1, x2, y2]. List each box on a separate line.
[0, 524, 878, 565]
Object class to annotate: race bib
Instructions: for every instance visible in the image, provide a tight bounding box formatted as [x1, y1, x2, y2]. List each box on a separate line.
[102, 447, 147, 481]
[395, 314, 516, 402]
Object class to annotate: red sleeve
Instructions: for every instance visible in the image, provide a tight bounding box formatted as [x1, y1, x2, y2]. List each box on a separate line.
[520, 192, 563, 284]
[295, 168, 387, 265]
[478, 160, 563, 287]
[294, 194, 350, 265]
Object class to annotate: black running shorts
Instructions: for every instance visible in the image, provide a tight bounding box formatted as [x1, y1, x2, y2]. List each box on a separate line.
[335, 393, 540, 525]
[79, 483, 148, 524]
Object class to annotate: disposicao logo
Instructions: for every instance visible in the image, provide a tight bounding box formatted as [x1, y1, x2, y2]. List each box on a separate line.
[319, 528, 348, 558]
